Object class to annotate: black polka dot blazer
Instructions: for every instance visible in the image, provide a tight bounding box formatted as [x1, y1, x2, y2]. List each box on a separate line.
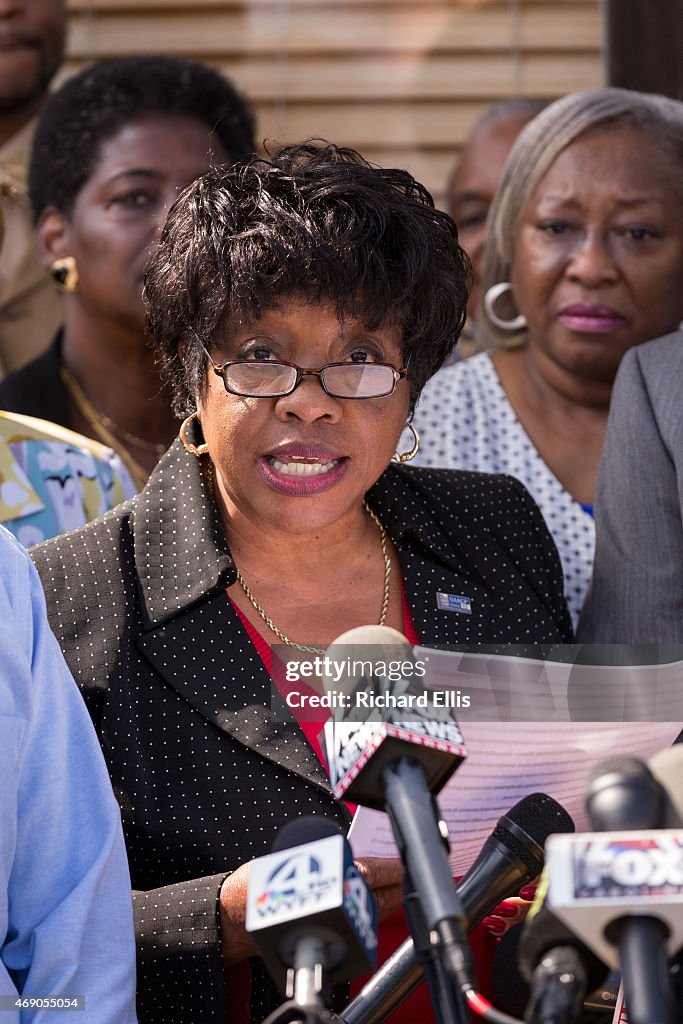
[31, 439, 572, 1023]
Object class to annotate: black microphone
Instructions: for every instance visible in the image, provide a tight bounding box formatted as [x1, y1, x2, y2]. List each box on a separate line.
[341, 793, 575, 1024]
[246, 817, 378, 1007]
[493, 925, 620, 1024]
[459, 792, 574, 927]
[586, 755, 670, 830]
[518, 873, 609, 1024]
[322, 625, 471, 992]
[589, 757, 675, 1024]
[545, 757, 682, 1024]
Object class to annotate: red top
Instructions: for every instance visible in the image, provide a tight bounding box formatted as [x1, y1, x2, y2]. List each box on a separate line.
[233, 580, 420, 770]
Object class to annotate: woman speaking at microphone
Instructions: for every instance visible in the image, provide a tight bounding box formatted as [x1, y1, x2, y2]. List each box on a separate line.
[31, 141, 572, 1023]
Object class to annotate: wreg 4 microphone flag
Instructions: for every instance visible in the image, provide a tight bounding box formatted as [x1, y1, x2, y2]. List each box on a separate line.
[246, 817, 378, 1007]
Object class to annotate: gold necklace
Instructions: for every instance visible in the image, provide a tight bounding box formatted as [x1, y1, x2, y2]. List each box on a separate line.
[60, 363, 167, 491]
[234, 499, 391, 656]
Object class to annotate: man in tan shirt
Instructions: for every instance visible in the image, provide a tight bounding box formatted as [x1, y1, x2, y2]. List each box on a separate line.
[0, 0, 66, 380]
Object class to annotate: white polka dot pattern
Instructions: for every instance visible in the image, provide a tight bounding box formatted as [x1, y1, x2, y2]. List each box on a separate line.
[411, 352, 596, 629]
[31, 437, 572, 1022]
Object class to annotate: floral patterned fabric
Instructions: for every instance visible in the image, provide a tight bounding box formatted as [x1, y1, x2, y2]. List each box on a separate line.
[0, 410, 136, 547]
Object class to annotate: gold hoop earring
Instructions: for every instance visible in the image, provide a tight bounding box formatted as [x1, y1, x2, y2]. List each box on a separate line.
[179, 412, 209, 456]
[392, 422, 420, 464]
[50, 256, 79, 294]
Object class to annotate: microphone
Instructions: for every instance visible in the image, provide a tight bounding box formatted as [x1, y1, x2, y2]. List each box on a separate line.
[586, 755, 671, 830]
[545, 757, 683, 1024]
[322, 625, 470, 991]
[588, 756, 676, 1024]
[323, 625, 467, 809]
[246, 817, 378, 1007]
[459, 792, 574, 927]
[518, 871, 609, 1024]
[341, 793, 575, 1024]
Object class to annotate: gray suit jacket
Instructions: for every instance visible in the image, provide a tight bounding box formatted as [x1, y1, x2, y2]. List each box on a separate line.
[578, 330, 683, 645]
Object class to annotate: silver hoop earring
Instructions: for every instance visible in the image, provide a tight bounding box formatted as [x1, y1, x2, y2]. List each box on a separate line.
[392, 423, 420, 464]
[483, 282, 527, 332]
[179, 412, 209, 456]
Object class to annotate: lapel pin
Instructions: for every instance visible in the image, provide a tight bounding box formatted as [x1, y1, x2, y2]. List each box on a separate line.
[436, 592, 472, 615]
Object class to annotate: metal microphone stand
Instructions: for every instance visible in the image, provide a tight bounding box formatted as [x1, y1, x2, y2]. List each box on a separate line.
[262, 1003, 337, 1024]
[383, 762, 470, 1024]
[261, 937, 340, 1024]
[403, 873, 470, 1024]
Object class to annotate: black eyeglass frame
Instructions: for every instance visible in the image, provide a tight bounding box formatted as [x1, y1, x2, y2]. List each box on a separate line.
[196, 338, 408, 399]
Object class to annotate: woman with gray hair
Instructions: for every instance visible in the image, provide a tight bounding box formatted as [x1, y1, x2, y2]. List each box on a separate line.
[411, 87, 683, 627]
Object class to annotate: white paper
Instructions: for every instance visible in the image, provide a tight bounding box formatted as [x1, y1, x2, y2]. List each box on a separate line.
[345, 647, 683, 873]
[348, 721, 682, 873]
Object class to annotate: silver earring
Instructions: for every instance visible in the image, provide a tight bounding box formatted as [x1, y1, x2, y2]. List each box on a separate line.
[392, 423, 420, 464]
[483, 282, 527, 332]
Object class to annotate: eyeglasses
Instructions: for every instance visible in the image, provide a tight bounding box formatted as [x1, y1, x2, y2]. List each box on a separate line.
[198, 340, 408, 399]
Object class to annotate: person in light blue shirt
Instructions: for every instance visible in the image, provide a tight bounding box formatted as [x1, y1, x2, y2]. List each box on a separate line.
[0, 525, 137, 1023]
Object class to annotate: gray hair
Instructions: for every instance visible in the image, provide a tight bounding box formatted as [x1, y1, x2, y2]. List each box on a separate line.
[481, 87, 683, 347]
[468, 97, 549, 135]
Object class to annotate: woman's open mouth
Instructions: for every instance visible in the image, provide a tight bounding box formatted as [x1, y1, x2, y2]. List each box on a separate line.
[260, 450, 348, 494]
[269, 456, 339, 477]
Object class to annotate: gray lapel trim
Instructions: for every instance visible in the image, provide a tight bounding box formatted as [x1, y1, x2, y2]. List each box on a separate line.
[131, 439, 235, 630]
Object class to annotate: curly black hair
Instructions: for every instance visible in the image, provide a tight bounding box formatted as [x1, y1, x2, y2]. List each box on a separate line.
[144, 141, 470, 415]
[28, 55, 256, 222]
